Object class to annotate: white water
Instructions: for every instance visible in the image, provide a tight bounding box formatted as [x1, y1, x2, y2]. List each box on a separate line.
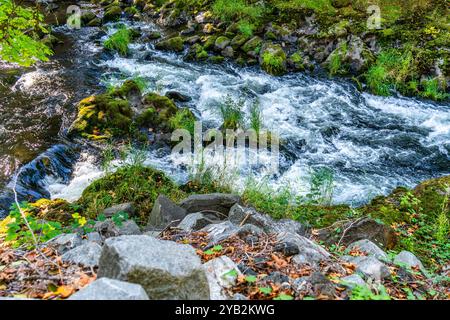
[44, 21, 450, 206]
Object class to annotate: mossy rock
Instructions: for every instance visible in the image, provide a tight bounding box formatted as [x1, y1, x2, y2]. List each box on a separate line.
[137, 92, 178, 131]
[31, 198, 77, 224]
[103, 6, 122, 22]
[208, 55, 225, 64]
[214, 36, 230, 51]
[288, 52, 305, 71]
[77, 165, 184, 222]
[331, 0, 351, 8]
[81, 11, 97, 25]
[87, 18, 102, 27]
[155, 36, 184, 52]
[230, 34, 250, 49]
[259, 43, 287, 76]
[202, 35, 218, 51]
[68, 80, 141, 140]
[241, 36, 263, 54]
[185, 43, 208, 61]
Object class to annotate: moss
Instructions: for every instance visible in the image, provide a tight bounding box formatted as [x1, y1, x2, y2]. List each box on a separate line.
[214, 36, 230, 50]
[103, 5, 122, 22]
[77, 165, 185, 222]
[208, 55, 225, 64]
[260, 43, 287, 76]
[30, 198, 77, 224]
[203, 35, 218, 51]
[136, 92, 179, 131]
[289, 52, 305, 71]
[241, 36, 262, 53]
[185, 43, 208, 61]
[155, 36, 184, 52]
[168, 108, 196, 135]
[69, 81, 141, 140]
[230, 34, 250, 49]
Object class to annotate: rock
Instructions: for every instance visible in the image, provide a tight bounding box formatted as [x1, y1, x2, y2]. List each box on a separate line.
[221, 46, 234, 58]
[236, 224, 264, 237]
[47, 233, 83, 254]
[157, 8, 188, 27]
[165, 91, 191, 102]
[230, 34, 250, 49]
[95, 219, 119, 239]
[277, 232, 330, 265]
[180, 27, 195, 36]
[195, 11, 213, 24]
[203, 23, 216, 34]
[86, 232, 103, 244]
[61, 242, 102, 267]
[274, 242, 300, 257]
[394, 251, 426, 272]
[241, 36, 263, 54]
[347, 239, 388, 261]
[98, 235, 210, 299]
[228, 204, 306, 235]
[146, 31, 162, 40]
[118, 220, 142, 235]
[69, 278, 149, 300]
[340, 274, 366, 289]
[103, 203, 136, 218]
[317, 217, 397, 249]
[201, 221, 239, 244]
[288, 52, 305, 71]
[81, 11, 96, 25]
[103, 6, 121, 23]
[266, 271, 290, 284]
[351, 256, 391, 280]
[215, 36, 230, 51]
[203, 256, 241, 300]
[155, 36, 184, 52]
[232, 293, 248, 300]
[308, 272, 336, 298]
[185, 35, 201, 45]
[177, 212, 221, 232]
[259, 42, 287, 76]
[180, 193, 241, 216]
[148, 195, 187, 228]
[87, 18, 101, 27]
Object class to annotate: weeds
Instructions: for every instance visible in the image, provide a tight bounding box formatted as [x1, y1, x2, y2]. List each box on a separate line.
[219, 95, 244, 130]
[104, 26, 132, 56]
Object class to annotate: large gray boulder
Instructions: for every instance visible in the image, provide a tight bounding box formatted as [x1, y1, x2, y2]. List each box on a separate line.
[148, 195, 187, 228]
[47, 233, 83, 254]
[179, 193, 241, 215]
[347, 239, 388, 261]
[276, 232, 330, 265]
[340, 274, 366, 289]
[228, 204, 306, 235]
[103, 203, 136, 218]
[203, 256, 241, 300]
[69, 278, 149, 300]
[61, 242, 102, 267]
[98, 235, 210, 300]
[117, 220, 142, 235]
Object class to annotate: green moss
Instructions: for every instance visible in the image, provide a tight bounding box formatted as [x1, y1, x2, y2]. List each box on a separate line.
[420, 77, 448, 101]
[103, 5, 122, 22]
[155, 36, 184, 52]
[69, 81, 142, 140]
[241, 36, 262, 53]
[203, 36, 218, 51]
[260, 43, 287, 76]
[31, 199, 77, 225]
[289, 52, 304, 71]
[208, 55, 225, 64]
[77, 165, 185, 222]
[136, 92, 179, 131]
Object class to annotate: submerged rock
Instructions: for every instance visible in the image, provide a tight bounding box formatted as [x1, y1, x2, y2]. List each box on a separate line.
[98, 235, 210, 299]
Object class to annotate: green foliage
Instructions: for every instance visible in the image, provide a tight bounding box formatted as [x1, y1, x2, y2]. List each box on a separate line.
[237, 20, 255, 37]
[261, 45, 287, 75]
[349, 284, 391, 300]
[271, 0, 335, 14]
[104, 26, 132, 56]
[420, 78, 448, 101]
[212, 0, 263, 22]
[306, 167, 334, 205]
[249, 100, 262, 134]
[219, 95, 244, 130]
[0, 0, 52, 66]
[5, 202, 62, 248]
[169, 108, 196, 135]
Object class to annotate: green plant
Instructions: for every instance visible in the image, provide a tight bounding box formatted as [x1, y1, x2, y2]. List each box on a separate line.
[237, 20, 255, 37]
[306, 167, 334, 205]
[104, 26, 132, 56]
[212, 0, 263, 22]
[169, 108, 196, 135]
[349, 284, 391, 300]
[249, 100, 263, 134]
[0, 0, 52, 66]
[219, 95, 244, 130]
[420, 78, 448, 101]
[5, 202, 62, 248]
[435, 186, 449, 243]
[261, 49, 286, 75]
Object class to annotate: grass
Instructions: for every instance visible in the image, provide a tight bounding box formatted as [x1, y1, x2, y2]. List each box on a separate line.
[420, 78, 448, 101]
[168, 108, 196, 135]
[212, 0, 264, 22]
[249, 100, 263, 134]
[103, 26, 132, 56]
[219, 95, 244, 130]
[261, 48, 286, 75]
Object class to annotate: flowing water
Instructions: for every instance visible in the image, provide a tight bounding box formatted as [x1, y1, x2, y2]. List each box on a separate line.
[0, 20, 449, 217]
